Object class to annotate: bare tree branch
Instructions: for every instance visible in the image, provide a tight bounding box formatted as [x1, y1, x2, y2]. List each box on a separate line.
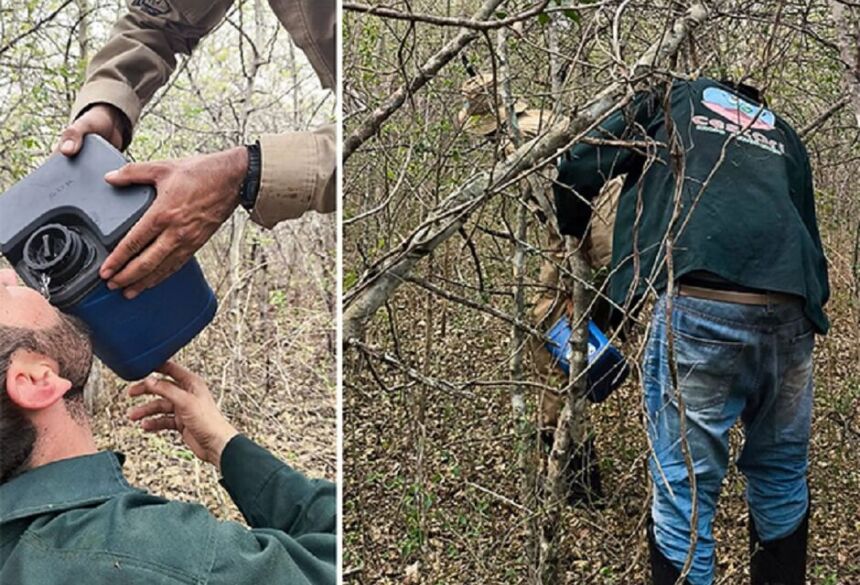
[343, 2, 714, 342]
[0, 0, 75, 57]
[344, 0, 562, 30]
[342, 0, 509, 161]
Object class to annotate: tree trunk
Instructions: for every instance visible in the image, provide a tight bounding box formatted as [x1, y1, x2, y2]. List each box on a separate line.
[829, 1, 860, 128]
[537, 242, 591, 583]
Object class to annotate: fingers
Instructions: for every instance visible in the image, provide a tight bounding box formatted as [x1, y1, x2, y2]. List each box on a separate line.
[157, 361, 200, 391]
[56, 104, 123, 157]
[128, 376, 189, 406]
[127, 364, 200, 403]
[140, 415, 179, 433]
[100, 209, 163, 281]
[100, 161, 182, 288]
[128, 397, 175, 421]
[106, 235, 182, 297]
[129, 365, 230, 468]
[104, 162, 164, 187]
[123, 257, 186, 300]
[57, 124, 85, 157]
[127, 379, 151, 398]
[127, 379, 185, 434]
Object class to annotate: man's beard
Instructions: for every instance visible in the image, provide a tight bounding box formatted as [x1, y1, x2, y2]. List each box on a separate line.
[0, 313, 94, 482]
[37, 313, 94, 397]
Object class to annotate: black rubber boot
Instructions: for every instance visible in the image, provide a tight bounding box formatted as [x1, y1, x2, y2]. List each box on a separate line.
[749, 506, 809, 585]
[648, 519, 689, 585]
[566, 434, 605, 507]
[539, 431, 605, 508]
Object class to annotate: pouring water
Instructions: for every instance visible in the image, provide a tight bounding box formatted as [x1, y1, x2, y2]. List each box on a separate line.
[38, 272, 51, 300]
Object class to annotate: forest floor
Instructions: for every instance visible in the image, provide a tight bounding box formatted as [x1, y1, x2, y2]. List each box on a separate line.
[344, 223, 860, 584]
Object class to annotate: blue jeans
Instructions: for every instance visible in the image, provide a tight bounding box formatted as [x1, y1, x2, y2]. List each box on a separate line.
[643, 293, 815, 585]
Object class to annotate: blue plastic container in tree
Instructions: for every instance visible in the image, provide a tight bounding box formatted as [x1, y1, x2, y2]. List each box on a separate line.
[544, 317, 629, 403]
[0, 135, 217, 380]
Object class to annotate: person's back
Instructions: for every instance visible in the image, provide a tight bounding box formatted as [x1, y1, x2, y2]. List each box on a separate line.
[555, 76, 829, 331]
[553, 77, 828, 585]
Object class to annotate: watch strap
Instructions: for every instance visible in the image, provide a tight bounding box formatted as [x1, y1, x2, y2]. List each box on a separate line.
[239, 141, 262, 211]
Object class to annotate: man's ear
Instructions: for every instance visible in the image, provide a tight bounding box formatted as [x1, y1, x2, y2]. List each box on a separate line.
[5, 349, 72, 411]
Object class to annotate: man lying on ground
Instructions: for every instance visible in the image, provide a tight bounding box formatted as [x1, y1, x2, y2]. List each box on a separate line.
[0, 268, 335, 584]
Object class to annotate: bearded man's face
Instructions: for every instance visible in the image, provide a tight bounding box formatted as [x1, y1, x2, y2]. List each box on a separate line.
[0, 268, 94, 483]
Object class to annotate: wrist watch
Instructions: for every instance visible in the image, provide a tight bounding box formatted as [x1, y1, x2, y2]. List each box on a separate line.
[239, 141, 262, 211]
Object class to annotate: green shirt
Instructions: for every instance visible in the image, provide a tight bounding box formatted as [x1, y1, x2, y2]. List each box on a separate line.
[554, 77, 830, 333]
[0, 435, 335, 584]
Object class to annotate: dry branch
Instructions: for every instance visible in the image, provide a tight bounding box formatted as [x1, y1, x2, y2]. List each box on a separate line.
[799, 95, 850, 139]
[342, 0, 509, 161]
[0, 0, 75, 57]
[343, 1, 557, 31]
[343, 2, 714, 343]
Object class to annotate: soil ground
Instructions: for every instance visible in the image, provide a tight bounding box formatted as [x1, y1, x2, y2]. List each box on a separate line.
[344, 224, 859, 584]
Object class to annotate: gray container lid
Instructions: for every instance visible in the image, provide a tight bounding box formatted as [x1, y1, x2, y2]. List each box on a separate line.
[0, 134, 154, 255]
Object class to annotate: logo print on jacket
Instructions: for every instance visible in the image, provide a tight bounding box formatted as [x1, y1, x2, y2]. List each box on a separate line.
[701, 87, 775, 131]
[131, 0, 170, 17]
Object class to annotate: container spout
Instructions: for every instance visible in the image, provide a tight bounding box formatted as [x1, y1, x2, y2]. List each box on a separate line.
[23, 223, 93, 294]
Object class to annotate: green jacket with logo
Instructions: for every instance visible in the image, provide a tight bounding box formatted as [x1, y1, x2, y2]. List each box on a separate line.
[0, 435, 335, 584]
[554, 77, 830, 333]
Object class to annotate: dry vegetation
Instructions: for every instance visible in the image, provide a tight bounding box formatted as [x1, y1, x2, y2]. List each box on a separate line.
[343, 0, 860, 582]
[0, 0, 336, 518]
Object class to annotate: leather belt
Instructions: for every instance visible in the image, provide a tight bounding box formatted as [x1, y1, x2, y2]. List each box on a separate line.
[678, 284, 798, 306]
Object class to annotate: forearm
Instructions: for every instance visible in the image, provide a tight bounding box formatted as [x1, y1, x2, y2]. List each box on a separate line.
[554, 92, 657, 237]
[219, 434, 336, 536]
[70, 1, 233, 138]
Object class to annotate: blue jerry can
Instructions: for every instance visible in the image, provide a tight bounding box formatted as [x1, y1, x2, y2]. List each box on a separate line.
[544, 317, 629, 403]
[0, 135, 216, 380]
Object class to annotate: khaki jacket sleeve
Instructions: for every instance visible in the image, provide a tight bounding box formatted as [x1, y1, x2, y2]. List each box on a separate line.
[70, 0, 234, 141]
[72, 0, 337, 225]
[268, 0, 336, 91]
[250, 125, 336, 228]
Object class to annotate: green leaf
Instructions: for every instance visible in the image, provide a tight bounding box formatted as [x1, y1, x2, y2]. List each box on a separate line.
[269, 289, 287, 307]
[537, 13, 550, 25]
[344, 270, 359, 291]
[563, 9, 581, 22]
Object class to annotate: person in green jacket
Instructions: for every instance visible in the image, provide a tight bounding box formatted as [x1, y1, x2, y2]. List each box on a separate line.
[0, 268, 335, 584]
[554, 77, 829, 585]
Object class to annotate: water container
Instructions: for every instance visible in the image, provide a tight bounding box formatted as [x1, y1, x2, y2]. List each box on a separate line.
[544, 317, 629, 403]
[0, 135, 217, 380]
